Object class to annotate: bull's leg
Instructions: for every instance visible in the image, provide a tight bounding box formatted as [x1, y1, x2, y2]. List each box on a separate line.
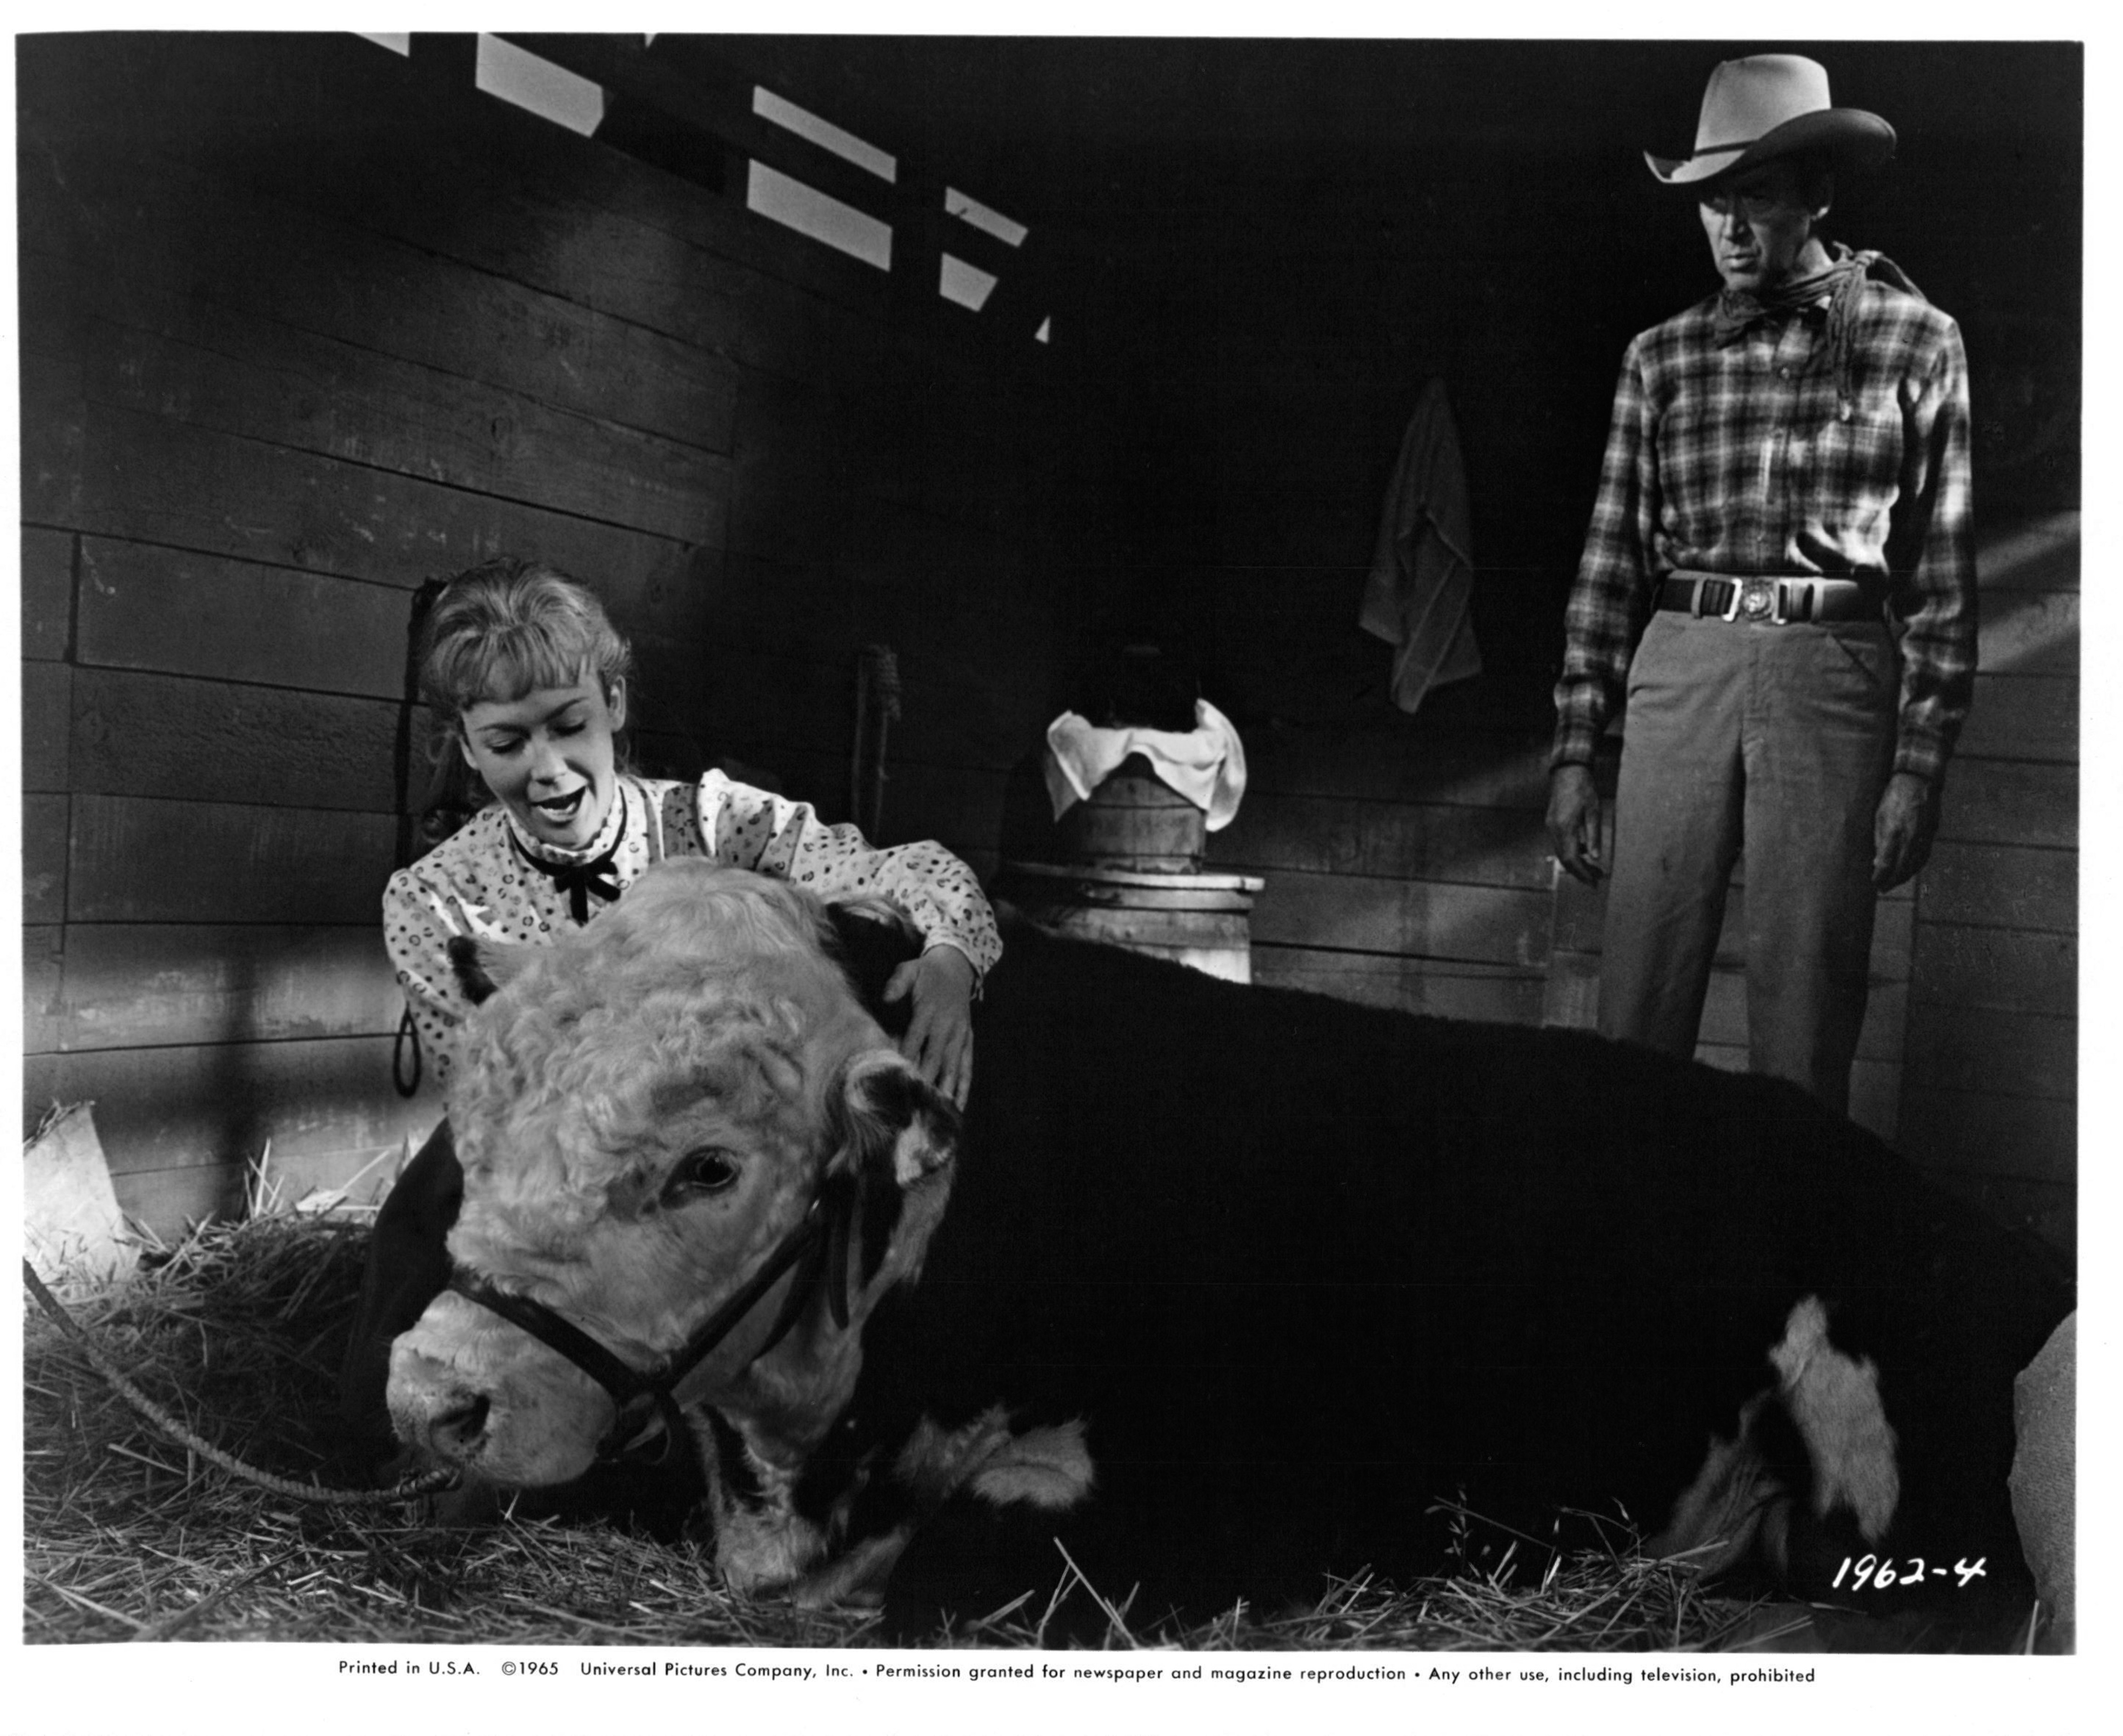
[1649, 1391, 1796, 1578]
[690, 1408, 831, 1595]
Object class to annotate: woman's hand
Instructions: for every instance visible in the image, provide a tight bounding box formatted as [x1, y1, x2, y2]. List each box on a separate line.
[884, 945, 976, 1106]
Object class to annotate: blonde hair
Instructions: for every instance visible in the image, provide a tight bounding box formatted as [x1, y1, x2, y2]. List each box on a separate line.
[419, 558, 635, 730]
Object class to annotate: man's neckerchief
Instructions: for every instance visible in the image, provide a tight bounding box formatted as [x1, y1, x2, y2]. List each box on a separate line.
[1713, 243, 1926, 415]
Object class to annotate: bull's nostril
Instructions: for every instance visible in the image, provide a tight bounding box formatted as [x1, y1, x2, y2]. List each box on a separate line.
[431, 1393, 491, 1457]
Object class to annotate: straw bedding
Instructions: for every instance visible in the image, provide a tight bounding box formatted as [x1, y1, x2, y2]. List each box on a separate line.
[25, 1204, 1783, 1650]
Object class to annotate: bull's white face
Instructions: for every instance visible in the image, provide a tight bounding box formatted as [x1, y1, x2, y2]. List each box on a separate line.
[385, 865, 957, 1490]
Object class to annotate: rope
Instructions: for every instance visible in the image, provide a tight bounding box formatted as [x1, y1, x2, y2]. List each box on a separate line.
[23, 1259, 458, 1507]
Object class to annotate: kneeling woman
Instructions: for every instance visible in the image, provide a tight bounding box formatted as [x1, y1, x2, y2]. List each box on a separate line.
[341, 558, 1000, 1452]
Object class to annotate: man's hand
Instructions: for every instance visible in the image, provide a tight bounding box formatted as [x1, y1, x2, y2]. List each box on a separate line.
[884, 945, 976, 1106]
[1547, 764, 1605, 886]
[1873, 771, 1939, 891]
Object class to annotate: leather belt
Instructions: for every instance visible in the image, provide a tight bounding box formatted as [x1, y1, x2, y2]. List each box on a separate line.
[1658, 573, 1879, 626]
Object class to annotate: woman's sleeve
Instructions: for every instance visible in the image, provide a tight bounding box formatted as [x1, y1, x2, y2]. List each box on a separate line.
[695, 772, 1003, 982]
[383, 865, 472, 1087]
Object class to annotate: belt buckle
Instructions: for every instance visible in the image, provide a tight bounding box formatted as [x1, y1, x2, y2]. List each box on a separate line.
[1725, 577, 1782, 624]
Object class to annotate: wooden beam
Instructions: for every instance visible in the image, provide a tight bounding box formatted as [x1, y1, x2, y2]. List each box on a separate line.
[508, 33, 901, 226]
[1936, 758, 2076, 850]
[1905, 1001, 2075, 1104]
[1241, 728, 1552, 811]
[39, 30, 881, 345]
[1896, 1085, 2076, 1187]
[18, 142, 743, 454]
[1975, 587, 2078, 679]
[1910, 922, 2075, 1018]
[38, 924, 400, 1054]
[21, 661, 71, 791]
[23, 795, 68, 926]
[38, 263, 732, 545]
[21, 350, 86, 526]
[68, 667, 401, 814]
[1911, 1173, 2072, 1253]
[67, 403, 698, 605]
[76, 539, 410, 699]
[22, 1034, 434, 1181]
[1248, 867, 1554, 969]
[67, 794, 396, 925]
[1956, 672, 2077, 763]
[1975, 511, 2079, 592]
[1209, 791, 1550, 889]
[23, 924, 65, 1054]
[1251, 946, 1548, 1026]
[1919, 840, 2076, 934]
[19, 527, 74, 659]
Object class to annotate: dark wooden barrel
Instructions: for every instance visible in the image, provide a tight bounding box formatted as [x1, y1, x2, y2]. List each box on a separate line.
[1053, 754, 1207, 872]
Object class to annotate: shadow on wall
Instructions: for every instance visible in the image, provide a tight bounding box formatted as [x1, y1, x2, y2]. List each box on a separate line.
[22, 927, 433, 1233]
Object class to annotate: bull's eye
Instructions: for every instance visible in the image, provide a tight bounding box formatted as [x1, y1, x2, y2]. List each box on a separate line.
[664, 1147, 740, 1202]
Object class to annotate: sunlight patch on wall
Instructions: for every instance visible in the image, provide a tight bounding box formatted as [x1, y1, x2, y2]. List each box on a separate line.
[940, 254, 999, 312]
[754, 86, 896, 183]
[475, 35, 606, 137]
[945, 187, 1027, 248]
[747, 161, 893, 270]
[354, 33, 410, 57]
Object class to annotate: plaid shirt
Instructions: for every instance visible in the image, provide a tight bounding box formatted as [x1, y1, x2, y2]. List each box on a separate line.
[1552, 278, 1976, 784]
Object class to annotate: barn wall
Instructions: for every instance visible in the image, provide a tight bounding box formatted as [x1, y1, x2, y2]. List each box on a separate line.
[1896, 514, 2077, 1247]
[17, 35, 2078, 1251]
[1046, 42, 2078, 1241]
[18, 33, 1088, 1235]
[1067, 135, 1617, 1031]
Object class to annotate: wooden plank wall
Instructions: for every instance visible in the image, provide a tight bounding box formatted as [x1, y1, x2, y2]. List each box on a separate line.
[18, 34, 1082, 1235]
[1897, 514, 2078, 1246]
[1148, 146, 1607, 1030]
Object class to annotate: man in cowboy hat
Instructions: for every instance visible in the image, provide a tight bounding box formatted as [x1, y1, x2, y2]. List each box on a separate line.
[1546, 54, 1975, 1117]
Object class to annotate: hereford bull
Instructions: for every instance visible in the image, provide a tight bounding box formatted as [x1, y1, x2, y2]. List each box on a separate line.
[386, 859, 2071, 1639]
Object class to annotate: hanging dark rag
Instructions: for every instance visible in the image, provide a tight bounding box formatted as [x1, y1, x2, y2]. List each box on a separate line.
[1359, 377, 1480, 714]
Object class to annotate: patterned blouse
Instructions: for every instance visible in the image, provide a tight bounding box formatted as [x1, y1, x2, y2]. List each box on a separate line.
[384, 771, 1003, 1084]
[1552, 270, 1975, 784]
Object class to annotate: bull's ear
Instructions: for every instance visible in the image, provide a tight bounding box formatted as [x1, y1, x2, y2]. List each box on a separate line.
[446, 934, 534, 1006]
[834, 1049, 960, 1300]
[839, 1049, 960, 1188]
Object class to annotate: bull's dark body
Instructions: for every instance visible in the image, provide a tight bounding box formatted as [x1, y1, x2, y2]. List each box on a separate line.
[823, 919, 2070, 1633]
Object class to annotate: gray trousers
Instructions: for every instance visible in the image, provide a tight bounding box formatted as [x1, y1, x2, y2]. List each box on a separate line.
[1598, 611, 1898, 1116]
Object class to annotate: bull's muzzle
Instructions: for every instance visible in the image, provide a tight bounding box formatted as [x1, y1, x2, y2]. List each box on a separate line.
[387, 1343, 496, 1467]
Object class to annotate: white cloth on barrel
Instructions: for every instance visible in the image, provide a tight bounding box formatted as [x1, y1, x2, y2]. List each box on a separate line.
[1043, 698, 1248, 831]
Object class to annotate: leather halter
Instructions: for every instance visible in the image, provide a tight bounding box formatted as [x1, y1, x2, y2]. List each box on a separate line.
[445, 1170, 862, 1466]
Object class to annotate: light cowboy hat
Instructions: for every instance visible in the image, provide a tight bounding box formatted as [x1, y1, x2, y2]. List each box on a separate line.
[1646, 54, 1895, 187]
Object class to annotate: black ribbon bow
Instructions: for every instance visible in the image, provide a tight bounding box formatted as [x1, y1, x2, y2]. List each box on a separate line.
[511, 831, 621, 925]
